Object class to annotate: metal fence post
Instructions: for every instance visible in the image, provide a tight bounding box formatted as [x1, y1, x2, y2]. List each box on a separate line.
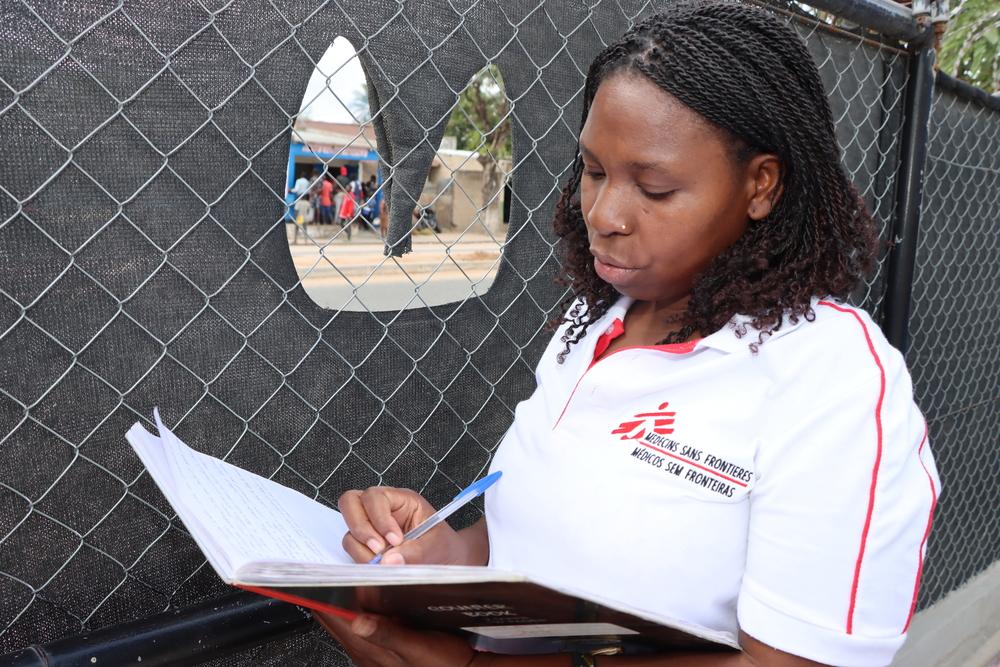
[882, 34, 936, 353]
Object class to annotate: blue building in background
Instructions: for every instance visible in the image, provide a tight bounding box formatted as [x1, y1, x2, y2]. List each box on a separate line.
[285, 119, 383, 218]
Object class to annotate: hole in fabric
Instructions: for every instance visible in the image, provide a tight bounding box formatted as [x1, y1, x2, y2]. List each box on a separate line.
[288, 55, 511, 311]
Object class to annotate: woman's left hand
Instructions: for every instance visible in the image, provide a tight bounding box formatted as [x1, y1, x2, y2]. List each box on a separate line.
[315, 610, 479, 667]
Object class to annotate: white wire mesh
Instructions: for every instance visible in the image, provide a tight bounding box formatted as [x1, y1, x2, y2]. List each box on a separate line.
[0, 0, 984, 664]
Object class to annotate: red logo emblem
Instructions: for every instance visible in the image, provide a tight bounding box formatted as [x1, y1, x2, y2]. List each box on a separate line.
[612, 402, 676, 440]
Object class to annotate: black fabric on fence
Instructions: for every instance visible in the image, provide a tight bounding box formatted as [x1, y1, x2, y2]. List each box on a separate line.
[907, 83, 1000, 610]
[3, 1, 980, 664]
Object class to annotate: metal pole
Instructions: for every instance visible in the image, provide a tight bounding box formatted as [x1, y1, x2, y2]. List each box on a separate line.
[883, 35, 936, 353]
[804, 0, 924, 42]
[0, 593, 311, 667]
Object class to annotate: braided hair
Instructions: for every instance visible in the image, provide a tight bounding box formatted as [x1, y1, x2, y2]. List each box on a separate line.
[552, 0, 877, 362]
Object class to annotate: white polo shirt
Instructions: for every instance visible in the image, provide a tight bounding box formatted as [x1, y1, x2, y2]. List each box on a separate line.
[485, 295, 940, 667]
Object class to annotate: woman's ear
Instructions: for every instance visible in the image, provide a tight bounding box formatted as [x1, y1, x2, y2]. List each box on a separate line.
[746, 153, 783, 221]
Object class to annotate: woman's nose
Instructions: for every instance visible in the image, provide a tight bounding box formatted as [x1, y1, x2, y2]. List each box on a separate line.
[585, 183, 631, 236]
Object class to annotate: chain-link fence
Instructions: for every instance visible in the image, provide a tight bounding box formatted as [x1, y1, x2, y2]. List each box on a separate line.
[907, 75, 1000, 611]
[0, 0, 994, 664]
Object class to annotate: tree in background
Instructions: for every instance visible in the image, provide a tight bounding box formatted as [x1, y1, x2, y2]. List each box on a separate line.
[938, 0, 999, 93]
[443, 65, 512, 230]
[349, 82, 373, 123]
[794, 0, 997, 93]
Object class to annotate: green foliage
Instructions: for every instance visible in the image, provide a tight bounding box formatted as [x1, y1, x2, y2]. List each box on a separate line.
[939, 0, 1000, 92]
[349, 82, 373, 123]
[443, 65, 512, 159]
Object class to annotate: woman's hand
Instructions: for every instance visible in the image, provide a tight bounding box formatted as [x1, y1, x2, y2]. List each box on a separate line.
[315, 610, 479, 667]
[338, 487, 485, 566]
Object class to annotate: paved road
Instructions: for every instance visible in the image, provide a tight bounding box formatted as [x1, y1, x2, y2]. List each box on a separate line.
[287, 225, 501, 310]
[304, 274, 496, 311]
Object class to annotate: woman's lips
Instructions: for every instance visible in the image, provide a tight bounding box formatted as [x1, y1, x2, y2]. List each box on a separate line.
[592, 253, 639, 285]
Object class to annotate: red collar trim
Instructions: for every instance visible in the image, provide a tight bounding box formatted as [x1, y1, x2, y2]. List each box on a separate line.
[592, 318, 625, 360]
[591, 318, 701, 366]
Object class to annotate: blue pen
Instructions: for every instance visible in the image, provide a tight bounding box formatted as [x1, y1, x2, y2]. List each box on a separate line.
[369, 471, 502, 564]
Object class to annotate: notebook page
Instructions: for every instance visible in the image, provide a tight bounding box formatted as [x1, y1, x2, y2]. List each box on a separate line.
[235, 562, 516, 586]
[151, 411, 352, 571]
[127, 423, 235, 579]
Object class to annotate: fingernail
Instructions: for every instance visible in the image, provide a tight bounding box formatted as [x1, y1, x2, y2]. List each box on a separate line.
[352, 615, 377, 637]
[382, 551, 405, 565]
[366, 538, 384, 553]
[385, 532, 401, 546]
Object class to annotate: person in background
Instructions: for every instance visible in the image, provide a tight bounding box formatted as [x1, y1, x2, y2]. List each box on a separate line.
[291, 195, 313, 244]
[310, 170, 323, 223]
[333, 166, 349, 225]
[358, 176, 378, 231]
[379, 198, 388, 240]
[318, 175, 334, 227]
[336, 165, 351, 192]
[289, 172, 312, 241]
[337, 179, 359, 240]
[292, 171, 311, 199]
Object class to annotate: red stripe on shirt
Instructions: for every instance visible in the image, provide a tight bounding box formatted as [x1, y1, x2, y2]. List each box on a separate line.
[817, 300, 886, 635]
[553, 370, 589, 429]
[553, 319, 624, 429]
[553, 319, 699, 429]
[903, 421, 937, 633]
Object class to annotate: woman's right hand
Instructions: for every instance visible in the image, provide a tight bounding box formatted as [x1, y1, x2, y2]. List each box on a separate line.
[337, 487, 477, 566]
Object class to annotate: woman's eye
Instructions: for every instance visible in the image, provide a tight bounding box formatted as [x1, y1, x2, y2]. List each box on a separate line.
[583, 170, 604, 180]
[642, 189, 675, 200]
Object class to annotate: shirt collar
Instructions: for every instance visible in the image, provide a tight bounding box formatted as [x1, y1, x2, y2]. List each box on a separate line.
[600, 295, 816, 355]
[697, 299, 818, 354]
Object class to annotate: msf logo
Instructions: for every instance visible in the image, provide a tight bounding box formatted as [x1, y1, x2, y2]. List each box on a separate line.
[612, 402, 676, 440]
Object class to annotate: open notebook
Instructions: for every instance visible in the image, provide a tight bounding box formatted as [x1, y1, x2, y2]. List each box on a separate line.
[126, 411, 738, 655]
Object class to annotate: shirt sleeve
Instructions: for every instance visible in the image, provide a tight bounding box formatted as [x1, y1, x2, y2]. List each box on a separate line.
[738, 321, 941, 666]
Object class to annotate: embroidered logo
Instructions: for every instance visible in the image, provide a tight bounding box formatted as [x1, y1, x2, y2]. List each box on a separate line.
[614, 402, 754, 499]
[611, 402, 676, 440]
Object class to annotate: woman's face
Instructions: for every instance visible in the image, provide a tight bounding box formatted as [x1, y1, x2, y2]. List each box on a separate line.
[579, 71, 776, 307]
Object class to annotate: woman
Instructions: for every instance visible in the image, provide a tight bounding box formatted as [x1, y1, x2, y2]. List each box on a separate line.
[339, 179, 360, 239]
[317, 2, 940, 665]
